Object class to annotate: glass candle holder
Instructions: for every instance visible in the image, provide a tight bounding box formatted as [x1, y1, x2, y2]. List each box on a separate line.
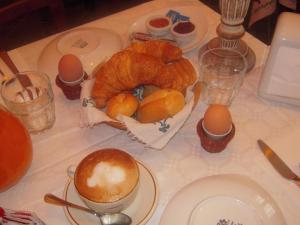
[198, 0, 255, 72]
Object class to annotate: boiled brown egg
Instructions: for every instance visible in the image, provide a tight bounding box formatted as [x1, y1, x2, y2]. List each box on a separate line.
[203, 104, 232, 135]
[58, 54, 83, 83]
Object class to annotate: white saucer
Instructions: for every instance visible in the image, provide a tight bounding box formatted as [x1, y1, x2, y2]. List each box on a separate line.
[38, 27, 123, 78]
[127, 6, 208, 53]
[63, 161, 158, 225]
[160, 174, 286, 225]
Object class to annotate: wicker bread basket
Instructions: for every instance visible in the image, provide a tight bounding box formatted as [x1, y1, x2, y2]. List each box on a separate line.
[102, 81, 202, 130]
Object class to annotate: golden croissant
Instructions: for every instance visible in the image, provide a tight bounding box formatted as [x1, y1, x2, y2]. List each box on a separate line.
[152, 57, 197, 93]
[127, 40, 182, 63]
[92, 50, 196, 109]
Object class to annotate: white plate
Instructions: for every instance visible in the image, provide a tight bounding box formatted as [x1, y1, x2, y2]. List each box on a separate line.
[38, 27, 123, 78]
[127, 6, 208, 53]
[160, 174, 286, 225]
[63, 160, 159, 225]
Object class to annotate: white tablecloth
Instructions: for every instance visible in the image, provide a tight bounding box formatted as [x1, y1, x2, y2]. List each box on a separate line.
[1, 0, 300, 224]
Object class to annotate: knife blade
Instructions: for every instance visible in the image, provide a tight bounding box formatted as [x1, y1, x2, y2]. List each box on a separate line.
[257, 139, 300, 185]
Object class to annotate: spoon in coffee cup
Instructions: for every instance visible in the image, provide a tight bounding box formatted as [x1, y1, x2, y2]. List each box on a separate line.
[44, 193, 132, 225]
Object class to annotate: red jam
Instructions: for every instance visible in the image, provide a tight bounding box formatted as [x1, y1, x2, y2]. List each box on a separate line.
[173, 21, 195, 34]
[149, 18, 170, 28]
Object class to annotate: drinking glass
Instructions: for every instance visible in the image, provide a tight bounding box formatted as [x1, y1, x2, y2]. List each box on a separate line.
[199, 48, 247, 106]
[1, 71, 55, 133]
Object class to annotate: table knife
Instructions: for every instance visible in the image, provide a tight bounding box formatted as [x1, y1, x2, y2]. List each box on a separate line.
[257, 139, 300, 186]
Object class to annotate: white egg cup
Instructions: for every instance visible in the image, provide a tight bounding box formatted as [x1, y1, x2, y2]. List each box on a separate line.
[58, 71, 85, 86]
[201, 120, 233, 141]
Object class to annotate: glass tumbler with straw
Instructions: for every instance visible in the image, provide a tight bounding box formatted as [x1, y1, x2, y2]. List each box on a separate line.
[199, 48, 247, 106]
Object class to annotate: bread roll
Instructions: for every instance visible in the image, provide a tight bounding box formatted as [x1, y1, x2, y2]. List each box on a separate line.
[142, 85, 160, 98]
[106, 93, 139, 119]
[137, 89, 185, 123]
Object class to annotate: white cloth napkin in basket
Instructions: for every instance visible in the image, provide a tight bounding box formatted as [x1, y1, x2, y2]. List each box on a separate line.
[80, 78, 201, 149]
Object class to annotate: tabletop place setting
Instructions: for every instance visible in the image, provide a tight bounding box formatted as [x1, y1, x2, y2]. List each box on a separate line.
[1, 0, 300, 225]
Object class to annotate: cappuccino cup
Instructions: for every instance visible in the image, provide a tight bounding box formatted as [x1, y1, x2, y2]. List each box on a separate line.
[71, 148, 140, 213]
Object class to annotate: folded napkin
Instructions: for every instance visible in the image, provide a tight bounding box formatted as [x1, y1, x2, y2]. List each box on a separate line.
[80, 78, 200, 149]
[0, 207, 45, 225]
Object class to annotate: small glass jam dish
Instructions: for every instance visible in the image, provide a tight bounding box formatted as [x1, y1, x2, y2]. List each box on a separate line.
[171, 21, 196, 44]
[145, 15, 172, 36]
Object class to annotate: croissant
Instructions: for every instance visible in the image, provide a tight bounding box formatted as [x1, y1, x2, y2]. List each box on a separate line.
[91, 50, 196, 109]
[152, 57, 197, 93]
[127, 40, 182, 63]
[92, 50, 164, 108]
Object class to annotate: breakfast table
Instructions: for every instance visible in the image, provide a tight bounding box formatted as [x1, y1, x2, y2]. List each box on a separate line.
[1, 0, 300, 224]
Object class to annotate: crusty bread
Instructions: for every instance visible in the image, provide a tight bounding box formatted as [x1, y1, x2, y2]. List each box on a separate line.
[106, 93, 139, 120]
[92, 50, 165, 108]
[92, 50, 196, 109]
[142, 85, 160, 98]
[152, 57, 197, 94]
[127, 40, 182, 63]
[137, 89, 185, 123]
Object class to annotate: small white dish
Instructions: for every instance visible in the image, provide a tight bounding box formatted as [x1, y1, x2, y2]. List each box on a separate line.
[63, 160, 159, 225]
[160, 174, 286, 225]
[145, 15, 172, 37]
[171, 21, 196, 44]
[127, 6, 208, 53]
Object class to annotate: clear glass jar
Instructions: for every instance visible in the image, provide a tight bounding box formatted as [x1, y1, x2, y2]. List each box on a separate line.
[1, 71, 55, 133]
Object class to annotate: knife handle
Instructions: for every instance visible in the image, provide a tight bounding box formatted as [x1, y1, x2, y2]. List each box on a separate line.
[294, 178, 300, 187]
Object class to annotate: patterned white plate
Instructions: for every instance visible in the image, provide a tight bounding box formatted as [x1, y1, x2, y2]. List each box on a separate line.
[38, 27, 123, 77]
[160, 174, 286, 225]
[63, 160, 159, 225]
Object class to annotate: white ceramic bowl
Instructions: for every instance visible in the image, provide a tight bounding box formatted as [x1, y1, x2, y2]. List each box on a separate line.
[171, 21, 196, 44]
[77, 182, 139, 213]
[145, 15, 172, 37]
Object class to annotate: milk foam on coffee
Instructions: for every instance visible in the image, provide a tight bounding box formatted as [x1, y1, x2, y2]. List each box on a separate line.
[87, 162, 125, 187]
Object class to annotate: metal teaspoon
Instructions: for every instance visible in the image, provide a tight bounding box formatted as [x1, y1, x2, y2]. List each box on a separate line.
[44, 193, 132, 225]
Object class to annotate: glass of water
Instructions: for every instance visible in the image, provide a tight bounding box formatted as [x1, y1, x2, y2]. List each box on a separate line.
[1, 71, 55, 133]
[199, 48, 247, 106]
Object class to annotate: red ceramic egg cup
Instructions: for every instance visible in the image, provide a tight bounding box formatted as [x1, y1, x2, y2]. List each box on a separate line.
[56, 72, 88, 100]
[197, 118, 235, 153]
